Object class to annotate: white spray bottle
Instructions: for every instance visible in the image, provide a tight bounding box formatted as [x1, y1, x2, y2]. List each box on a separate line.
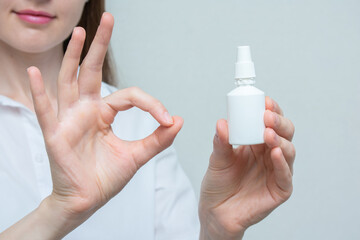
[227, 46, 265, 146]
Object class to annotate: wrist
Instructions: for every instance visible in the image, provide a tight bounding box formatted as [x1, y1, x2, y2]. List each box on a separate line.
[199, 206, 245, 240]
[0, 195, 95, 240]
[199, 220, 245, 240]
[36, 195, 95, 239]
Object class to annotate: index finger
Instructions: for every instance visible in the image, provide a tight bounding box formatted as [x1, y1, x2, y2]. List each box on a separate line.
[265, 96, 284, 116]
[103, 87, 174, 127]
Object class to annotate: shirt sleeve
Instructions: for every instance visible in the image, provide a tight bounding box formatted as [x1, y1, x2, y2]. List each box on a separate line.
[154, 146, 200, 240]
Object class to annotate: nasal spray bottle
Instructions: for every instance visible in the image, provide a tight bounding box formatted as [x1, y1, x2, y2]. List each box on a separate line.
[227, 46, 265, 146]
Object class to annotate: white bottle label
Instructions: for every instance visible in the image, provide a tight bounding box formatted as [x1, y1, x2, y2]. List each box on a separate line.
[227, 87, 265, 146]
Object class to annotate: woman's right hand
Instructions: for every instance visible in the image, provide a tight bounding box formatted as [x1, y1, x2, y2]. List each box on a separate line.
[28, 12, 183, 224]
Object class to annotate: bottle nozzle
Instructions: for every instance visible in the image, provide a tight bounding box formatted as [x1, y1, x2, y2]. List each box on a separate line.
[237, 46, 253, 62]
[235, 46, 256, 79]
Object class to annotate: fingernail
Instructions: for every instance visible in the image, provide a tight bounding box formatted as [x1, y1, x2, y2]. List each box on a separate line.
[26, 66, 33, 74]
[100, 12, 107, 24]
[163, 112, 173, 124]
[71, 28, 77, 38]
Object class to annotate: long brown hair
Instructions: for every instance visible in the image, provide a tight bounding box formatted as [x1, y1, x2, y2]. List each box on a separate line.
[62, 0, 116, 86]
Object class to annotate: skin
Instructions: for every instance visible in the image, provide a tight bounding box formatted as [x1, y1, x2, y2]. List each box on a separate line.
[0, 1, 296, 239]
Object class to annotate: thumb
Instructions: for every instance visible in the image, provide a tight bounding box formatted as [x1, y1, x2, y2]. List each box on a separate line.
[210, 119, 234, 169]
[131, 116, 184, 168]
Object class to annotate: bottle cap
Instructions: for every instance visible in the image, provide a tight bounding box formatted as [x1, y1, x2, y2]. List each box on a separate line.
[235, 46, 256, 79]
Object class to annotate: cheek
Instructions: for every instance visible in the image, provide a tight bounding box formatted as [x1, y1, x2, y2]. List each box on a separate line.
[58, 3, 85, 32]
[53, 3, 86, 43]
[0, 0, 11, 10]
[0, 1, 13, 37]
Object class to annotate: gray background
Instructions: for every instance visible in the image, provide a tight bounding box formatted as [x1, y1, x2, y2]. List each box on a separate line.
[107, 0, 360, 239]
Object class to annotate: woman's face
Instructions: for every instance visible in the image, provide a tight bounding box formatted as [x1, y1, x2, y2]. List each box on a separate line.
[0, 0, 87, 53]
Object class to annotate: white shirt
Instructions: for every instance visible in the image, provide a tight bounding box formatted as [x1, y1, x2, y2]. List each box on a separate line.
[0, 82, 200, 239]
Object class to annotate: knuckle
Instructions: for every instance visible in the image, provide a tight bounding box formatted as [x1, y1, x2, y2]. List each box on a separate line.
[289, 144, 296, 159]
[287, 119, 295, 140]
[281, 117, 294, 139]
[273, 100, 279, 111]
[279, 179, 293, 202]
[283, 187, 293, 201]
[153, 131, 166, 151]
[286, 169, 293, 181]
[212, 135, 219, 147]
[273, 100, 284, 116]
[126, 87, 141, 104]
[128, 86, 142, 96]
[81, 61, 102, 72]
[97, 33, 108, 46]
[274, 112, 281, 128]
[290, 120, 295, 135]
[154, 100, 164, 109]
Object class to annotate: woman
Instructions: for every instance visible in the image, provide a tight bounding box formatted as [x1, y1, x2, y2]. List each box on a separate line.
[0, 0, 296, 239]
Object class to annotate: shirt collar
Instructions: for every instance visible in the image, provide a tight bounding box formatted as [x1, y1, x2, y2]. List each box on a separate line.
[0, 94, 34, 115]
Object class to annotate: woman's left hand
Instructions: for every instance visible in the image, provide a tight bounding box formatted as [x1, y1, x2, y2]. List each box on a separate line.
[199, 97, 295, 240]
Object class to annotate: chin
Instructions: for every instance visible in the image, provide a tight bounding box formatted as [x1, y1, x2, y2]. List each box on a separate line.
[19, 43, 62, 54]
[0, 18, 66, 53]
[4, 32, 65, 54]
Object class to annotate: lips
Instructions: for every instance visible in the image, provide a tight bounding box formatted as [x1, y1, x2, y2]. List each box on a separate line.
[14, 9, 55, 24]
